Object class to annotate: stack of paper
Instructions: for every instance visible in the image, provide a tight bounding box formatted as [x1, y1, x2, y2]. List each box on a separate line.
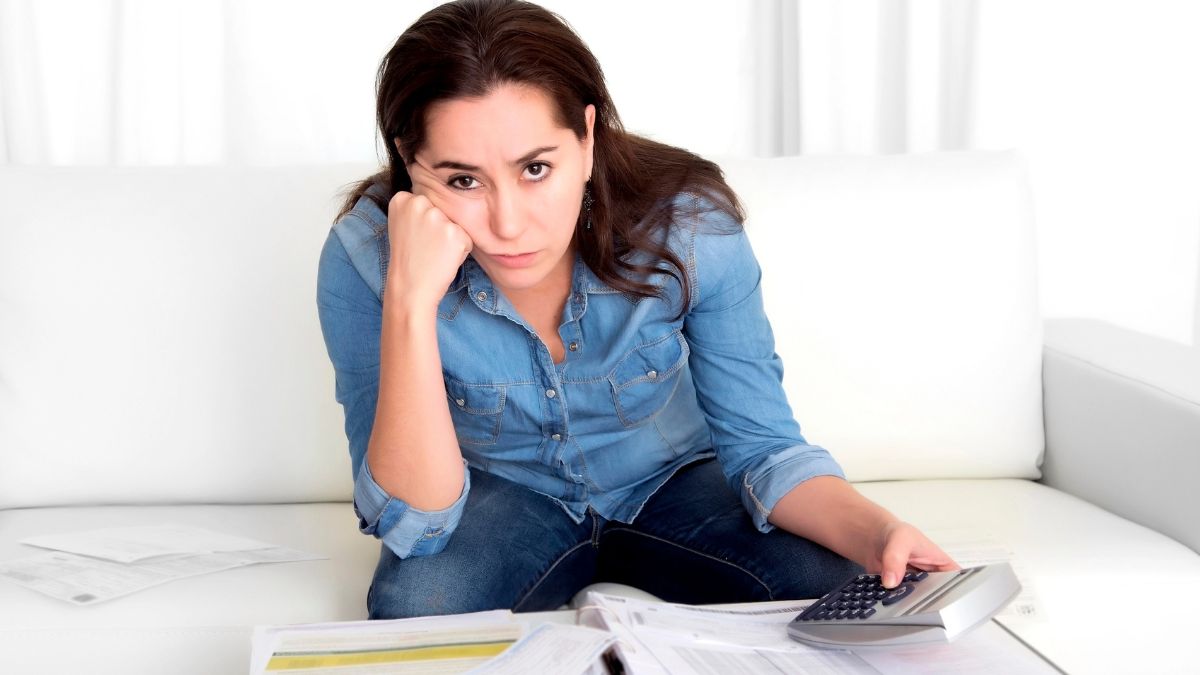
[578, 592, 1060, 674]
[0, 523, 324, 605]
[249, 611, 615, 675]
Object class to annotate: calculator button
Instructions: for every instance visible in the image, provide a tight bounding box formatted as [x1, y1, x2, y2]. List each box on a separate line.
[903, 570, 929, 582]
[859, 608, 876, 619]
[881, 583, 915, 606]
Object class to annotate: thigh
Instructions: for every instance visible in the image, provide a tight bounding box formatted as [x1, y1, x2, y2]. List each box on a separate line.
[367, 467, 600, 619]
[596, 457, 862, 604]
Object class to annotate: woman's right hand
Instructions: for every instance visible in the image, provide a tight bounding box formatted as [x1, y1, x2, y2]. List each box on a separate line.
[385, 176, 473, 311]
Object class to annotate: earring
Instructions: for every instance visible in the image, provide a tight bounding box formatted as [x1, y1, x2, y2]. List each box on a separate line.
[582, 180, 594, 231]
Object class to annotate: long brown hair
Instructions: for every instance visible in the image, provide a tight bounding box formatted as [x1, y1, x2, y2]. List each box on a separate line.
[334, 0, 744, 315]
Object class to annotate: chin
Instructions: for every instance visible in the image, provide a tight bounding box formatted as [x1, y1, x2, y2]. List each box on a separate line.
[482, 264, 550, 292]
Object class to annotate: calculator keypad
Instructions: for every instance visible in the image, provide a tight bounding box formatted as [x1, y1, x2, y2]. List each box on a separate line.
[795, 570, 929, 621]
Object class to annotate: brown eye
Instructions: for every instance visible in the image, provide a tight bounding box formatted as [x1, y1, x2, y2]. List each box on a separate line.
[524, 162, 550, 181]
[449, 175, 479, 190]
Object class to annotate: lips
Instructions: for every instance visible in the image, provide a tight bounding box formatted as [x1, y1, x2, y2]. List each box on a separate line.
[490, 251, 538, 269]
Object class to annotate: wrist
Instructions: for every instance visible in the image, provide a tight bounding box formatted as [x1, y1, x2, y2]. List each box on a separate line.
[383, 281, 441, 320]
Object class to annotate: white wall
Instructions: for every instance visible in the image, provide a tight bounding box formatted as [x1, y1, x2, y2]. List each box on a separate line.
[974, 0, 1200, 347]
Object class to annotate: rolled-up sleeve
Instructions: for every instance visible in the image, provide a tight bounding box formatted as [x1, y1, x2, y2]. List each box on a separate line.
[354, 456, 470, 558]
[681, 203, 846, 533]
[316, 223, 469, 558]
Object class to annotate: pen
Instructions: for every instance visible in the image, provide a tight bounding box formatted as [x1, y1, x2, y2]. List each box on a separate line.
[601, 646, 625, 675]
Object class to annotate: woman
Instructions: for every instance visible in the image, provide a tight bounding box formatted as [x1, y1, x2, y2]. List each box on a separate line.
[317, 0, 958, 620]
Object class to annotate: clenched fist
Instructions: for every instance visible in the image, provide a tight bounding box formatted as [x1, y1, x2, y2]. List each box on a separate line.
[385, 188, 473, 311]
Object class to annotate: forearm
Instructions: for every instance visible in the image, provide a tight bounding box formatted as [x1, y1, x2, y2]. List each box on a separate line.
[767, 475, 900, 566]
[366, 291, 464, 511]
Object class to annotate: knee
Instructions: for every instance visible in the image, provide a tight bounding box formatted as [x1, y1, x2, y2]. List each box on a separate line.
[367, 569, 505, 619]
[803, 549, 864, 597]
[769, 541, 864, 601]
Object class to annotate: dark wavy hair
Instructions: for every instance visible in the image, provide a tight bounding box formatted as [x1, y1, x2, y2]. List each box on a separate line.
[334, 0, 744, 314]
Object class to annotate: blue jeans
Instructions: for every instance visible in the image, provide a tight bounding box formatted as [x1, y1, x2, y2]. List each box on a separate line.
[367, 457, 863, 619]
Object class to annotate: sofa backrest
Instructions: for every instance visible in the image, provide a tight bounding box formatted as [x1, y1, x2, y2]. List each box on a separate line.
[0, 152, 1042, 509]
[0, 165, 360, 509]
[719, 152, 1043, 482]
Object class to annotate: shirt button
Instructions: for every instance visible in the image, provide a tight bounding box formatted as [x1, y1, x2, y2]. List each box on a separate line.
[568, 341, 578, 352]
[551, 433, 562, 441]
[475, 291, 488, 302]
[647, 370, 658, 380]
[545, 388, 557, 399]
[455, 398, 465, 407]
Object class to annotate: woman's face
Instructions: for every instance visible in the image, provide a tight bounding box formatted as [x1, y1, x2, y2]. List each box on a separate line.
[405, 82, 595, 298]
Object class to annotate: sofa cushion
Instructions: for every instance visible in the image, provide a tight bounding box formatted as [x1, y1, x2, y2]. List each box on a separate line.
[857, 479, 1200, 675]
[718, 152, 1044, 482]
[0, 502, 380, 674]
[4, 481, 1197, 674]
[0, 165, 371, 509]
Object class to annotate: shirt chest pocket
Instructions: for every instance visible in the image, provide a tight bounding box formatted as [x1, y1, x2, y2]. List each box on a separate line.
[444, 376, 506, 446]
[608, 330, 690, 428]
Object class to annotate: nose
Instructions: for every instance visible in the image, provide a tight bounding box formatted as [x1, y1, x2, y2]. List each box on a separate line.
[488, 185, 526, 241]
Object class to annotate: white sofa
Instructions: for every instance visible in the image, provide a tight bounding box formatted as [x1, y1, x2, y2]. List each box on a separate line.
[1, 152, 1197, 674]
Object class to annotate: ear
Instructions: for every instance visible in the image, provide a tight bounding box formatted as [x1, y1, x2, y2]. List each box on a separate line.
[582, 104, 596, 179]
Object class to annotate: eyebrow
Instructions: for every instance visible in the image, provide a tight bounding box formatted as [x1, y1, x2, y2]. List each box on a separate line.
[430, 145, 558, 172]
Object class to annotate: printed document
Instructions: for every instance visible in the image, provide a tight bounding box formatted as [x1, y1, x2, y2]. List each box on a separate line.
[20, 523, 277, 563]
[0, 524, 324, 605]
[578, 591, 1059, 674]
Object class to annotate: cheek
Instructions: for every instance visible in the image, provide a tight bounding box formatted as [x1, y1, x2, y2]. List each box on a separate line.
[445, 200, 490, 236]
[537, 184, 582, 235]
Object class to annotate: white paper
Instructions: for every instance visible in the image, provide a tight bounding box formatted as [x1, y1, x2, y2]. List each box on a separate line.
[249, 610, 523, 674]
[466, 623, 616, 674]
[0, 545, 326, 605]
[578, 591, 1059, 674]
[578, 592, 877, 674]
[21, 524, 276, 563]
[923, 528, 1043, 620]
[855, 623, 1059, 674]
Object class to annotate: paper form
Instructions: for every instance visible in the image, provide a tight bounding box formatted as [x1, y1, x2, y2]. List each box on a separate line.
[855, 623, 1060, 674]
[249, 610, 525, 674]
[466, 623, 616, 674]
[20, 524, 277, 563]
[0, 546, 325, 605]
[578, 592, 878, 674]
[578, 591, 1059, 674]
[922, 528, 1044, 620]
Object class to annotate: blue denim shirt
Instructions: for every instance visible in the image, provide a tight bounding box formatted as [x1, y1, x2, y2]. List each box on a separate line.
[316, 185, 846, 559]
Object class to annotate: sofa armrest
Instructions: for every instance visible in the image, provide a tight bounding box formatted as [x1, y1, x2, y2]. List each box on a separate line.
[1041, 318, 1200, 553]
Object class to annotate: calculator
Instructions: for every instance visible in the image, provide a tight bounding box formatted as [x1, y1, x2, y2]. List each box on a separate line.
[787, 562, 1021, 649]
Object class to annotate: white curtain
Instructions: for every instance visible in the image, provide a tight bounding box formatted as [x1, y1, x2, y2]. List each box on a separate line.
[2, 0, 1197, 345]
[0, 0, 445, 165]
[0, 0, 981, 164]
[753, 0, 978, 156]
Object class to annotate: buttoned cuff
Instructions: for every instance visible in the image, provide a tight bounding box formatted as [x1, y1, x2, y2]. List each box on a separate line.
[739, 446, 846, 534]
[353, 456, 471, 559]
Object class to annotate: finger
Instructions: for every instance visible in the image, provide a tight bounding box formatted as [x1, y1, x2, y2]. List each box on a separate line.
[906, 541, 961, 569]
[407, 159, 453, 203]
[879, 542, 910, 589]
[907, 558, 961, 572]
